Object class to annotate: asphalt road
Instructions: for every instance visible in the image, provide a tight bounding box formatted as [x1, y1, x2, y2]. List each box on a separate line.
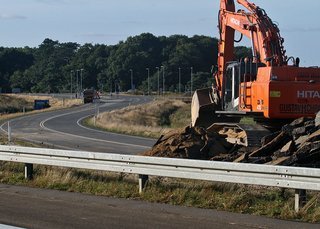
[0, 95, 156, 154]
[0, 184, 318, 229]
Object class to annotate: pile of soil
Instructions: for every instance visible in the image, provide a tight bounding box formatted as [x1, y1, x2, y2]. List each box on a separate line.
[142, 112, 320, 168]
[143, 126, 238, 160]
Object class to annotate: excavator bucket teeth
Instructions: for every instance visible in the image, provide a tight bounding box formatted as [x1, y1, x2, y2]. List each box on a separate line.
[191, 88, 219, 127]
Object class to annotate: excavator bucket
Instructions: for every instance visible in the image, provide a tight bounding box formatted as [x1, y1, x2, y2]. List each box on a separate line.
[191, 87, 219, 127]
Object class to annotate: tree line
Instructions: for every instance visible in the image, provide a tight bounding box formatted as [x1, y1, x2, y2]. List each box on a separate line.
[0, 33, 250, 94]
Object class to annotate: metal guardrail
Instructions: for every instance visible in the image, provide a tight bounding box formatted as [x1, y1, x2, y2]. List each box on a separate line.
[0, 145, 319, 212]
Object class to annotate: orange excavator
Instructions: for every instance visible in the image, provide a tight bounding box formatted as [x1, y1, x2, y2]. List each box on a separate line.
[191, 0, 320, 146]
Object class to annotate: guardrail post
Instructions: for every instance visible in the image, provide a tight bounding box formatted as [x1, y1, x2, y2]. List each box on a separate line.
[138, 175, 148, 193]
[24, 163, 33, 180]
[295, 189, 307, 212]
[7, 121, 11, 143]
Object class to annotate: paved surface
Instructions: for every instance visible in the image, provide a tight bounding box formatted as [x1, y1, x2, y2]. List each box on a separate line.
[0, 95, 156, 154]
[0, 184, 318, 229]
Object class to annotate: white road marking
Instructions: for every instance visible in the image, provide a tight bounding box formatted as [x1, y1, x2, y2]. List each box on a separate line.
[0, 98, 152, 150]
[0, 224, 24, 229]
[38, 103, 151, 149]
[0, 122, 9, 134]
[0, 103, 95, 134]
[76, 115, 154, 142]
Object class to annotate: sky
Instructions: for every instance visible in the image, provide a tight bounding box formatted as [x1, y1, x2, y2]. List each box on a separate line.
[0, 0, 319, 66]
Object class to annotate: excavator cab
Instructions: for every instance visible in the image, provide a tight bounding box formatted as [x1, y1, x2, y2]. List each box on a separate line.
[225, 60, 265, 110]
[224, 62, 240, 111]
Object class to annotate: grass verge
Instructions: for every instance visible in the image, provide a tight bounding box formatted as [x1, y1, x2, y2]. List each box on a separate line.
[0, 160, 319, 223]
[84, 99, 191, 138]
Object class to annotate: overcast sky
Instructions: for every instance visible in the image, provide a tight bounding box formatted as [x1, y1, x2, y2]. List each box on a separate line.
[0, 0, 319, 66]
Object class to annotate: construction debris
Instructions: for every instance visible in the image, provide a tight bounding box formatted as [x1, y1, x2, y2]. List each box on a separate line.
[143, 126, 238, 160]
[142, 115, 320, 168]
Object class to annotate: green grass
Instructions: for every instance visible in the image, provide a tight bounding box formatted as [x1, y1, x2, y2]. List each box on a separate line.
[240, 117, 256, 125]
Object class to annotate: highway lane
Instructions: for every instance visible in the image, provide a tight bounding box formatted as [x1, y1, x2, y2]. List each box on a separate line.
[0, 95, 156, 154]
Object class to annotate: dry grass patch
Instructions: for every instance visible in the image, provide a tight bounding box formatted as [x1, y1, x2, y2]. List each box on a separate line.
[90, 99, 190, 138]
[8, 94, 83, 109]
[0, 94, 82, 121]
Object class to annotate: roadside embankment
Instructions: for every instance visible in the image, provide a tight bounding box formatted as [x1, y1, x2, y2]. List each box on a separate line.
[85, 99, 191, 138]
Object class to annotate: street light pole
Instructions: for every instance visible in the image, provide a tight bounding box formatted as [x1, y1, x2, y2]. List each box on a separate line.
[190, 67, 193, 95]
[76, 70, 80, 97]
[178, 67, 181, 94]
[130, 69, 133, 92]
[70, 70, 74, 95]
[80, 68, 84, 92]
[156, 67, 160, 95]
[146, 68, 150, 95]
[161, 66, 165, 95]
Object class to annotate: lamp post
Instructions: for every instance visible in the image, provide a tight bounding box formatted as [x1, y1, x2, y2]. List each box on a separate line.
[70, 70, 74, 95]
[80, 68, 84, 92]
[178, 67, 181, 94]
[190, 67, 193, 95]
[129, 69, 133, 92]
[156, 67, 160, 95]
[161, 65, 165, 95]
[146, 68, 150, 95]
[76, 70, 80, 97]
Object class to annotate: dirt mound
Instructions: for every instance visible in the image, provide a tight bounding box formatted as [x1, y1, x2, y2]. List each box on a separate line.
[142, 113, 320, 168]
[142, 126, 240, 160]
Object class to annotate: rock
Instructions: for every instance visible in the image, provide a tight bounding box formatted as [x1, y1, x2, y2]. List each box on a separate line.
[316, 111, 320, 127]
[306, 129, 320, 143]
[267, 156, 291, 165]
[233, 153, 248, 163]
[294, 135, 309, 147]
[292, 127, 308, 138]
[261, 131, 280, 146]
[249, 131, 292, 157]
[280, 140, 295, 154]
[290, 117, 313, 128]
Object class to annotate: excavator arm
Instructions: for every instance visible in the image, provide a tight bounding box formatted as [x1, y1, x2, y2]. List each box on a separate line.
[217, 0, 287, 92]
